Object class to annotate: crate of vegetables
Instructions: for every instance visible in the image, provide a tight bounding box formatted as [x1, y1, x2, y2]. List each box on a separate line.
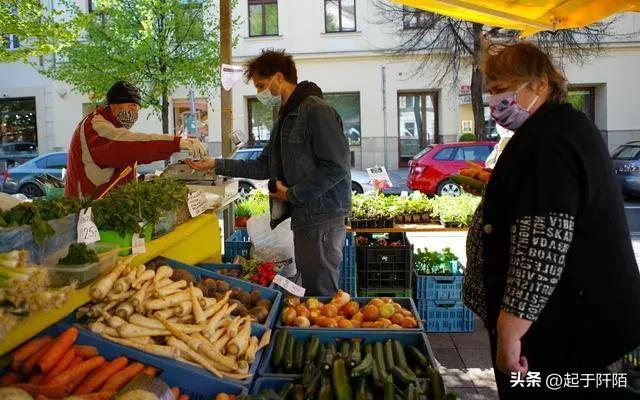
[0, 323, 247, 399]
[356, 233, 413, 291]
[276, 292, 423, 331]
[250, 377, 295, 395]
[73, 257, 277, 387]
[414, 248, 464, 301]
[418, 300, 476, 333]
[258, 328, 450, 400]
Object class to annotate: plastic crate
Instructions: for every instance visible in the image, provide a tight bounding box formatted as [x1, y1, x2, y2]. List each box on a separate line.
[359, 288, 413, 298]
[225, 229, 252, 262]
[167, 259, 282, 329]
[259, 328, 438, 378]
[3, 322, 247, 399]
[417, 300, 476, 333]
[356, 233, 413, 291]
[275, 296, 424, 331]
[340, 232, 357, 295]
[414, 267, 464, 301]
[251, 377, 296, 395]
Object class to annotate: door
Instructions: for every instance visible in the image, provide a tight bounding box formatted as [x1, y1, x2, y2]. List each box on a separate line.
[398, 92, 438, 167]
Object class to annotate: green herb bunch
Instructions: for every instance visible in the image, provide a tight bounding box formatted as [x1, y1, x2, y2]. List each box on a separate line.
[414, 247, 459, 275]
[58, 243, 99, 265]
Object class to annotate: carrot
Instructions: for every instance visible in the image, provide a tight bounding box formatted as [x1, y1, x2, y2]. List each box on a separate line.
[37, 327, 78, 374]
[178, 395, 190, 400]
[72, 391, 116, 400]
[139, 365, 158, 377]
[100, 362, 144, 392]
[73, 345, 98, 359]
[13, 383, 68, 398]
[171, 387, 180, 397]
[34, 395, 49, 400]
[0, 372, 19, 386]
[28, 374, 44, 384]
[49, 355, 105, 388]
[13, 336, 53, 362]
[73, 356, 128, 395]
[22, 340, 55, 375]
[67, 371, 90, 393]
[43, 348, 75, 384]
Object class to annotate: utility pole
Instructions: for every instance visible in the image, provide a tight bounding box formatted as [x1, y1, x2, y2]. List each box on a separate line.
[220, 0, 232, 157]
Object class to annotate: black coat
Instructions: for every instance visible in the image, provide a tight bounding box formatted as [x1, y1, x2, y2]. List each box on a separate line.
[473, 101, 640, 370]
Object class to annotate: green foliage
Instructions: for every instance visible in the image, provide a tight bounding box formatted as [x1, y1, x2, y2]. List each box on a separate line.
[92, 177, 188, 236]
[0, 0, 88, 63]
[430, 193, 480, 226]
[414, 247, 459, 275]
[235, 188, 269, 218]
[42, 0, 235, 124]
[58, 243, 98, 265]
[458, 134, 476, 142]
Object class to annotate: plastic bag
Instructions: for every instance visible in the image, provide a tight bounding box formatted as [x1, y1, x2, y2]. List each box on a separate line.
[246, 212, 297, 278]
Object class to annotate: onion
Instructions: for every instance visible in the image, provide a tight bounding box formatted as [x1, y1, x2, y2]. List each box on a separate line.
[280, 306, 297, 325]
[335, 290, 350, 306]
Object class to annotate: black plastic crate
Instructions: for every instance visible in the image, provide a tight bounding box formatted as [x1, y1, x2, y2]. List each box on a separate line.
[356, 232, 413, 291]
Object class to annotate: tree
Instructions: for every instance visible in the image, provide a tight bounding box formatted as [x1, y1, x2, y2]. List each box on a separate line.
[43, 0, 233, 135]
[0, 0, 88, 63]
[374, 1, 622, 139]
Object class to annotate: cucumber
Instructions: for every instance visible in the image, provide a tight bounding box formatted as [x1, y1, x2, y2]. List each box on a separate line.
[348, 341, 362, 368]
[405, 383, 417, 400]
[340, 340, 351, 358]
[303, 362, 316, 387]
[294, 339, 305, 371]
[318, 375, 334, 400]
[371, 354, 384, 389]
[272, 329, 288, 367]
[392, 341, 408, 370]
[384, 340, 396, 371]
[374, 342, 387, 374]
[406, 346, 430, 369]
[279, 382, 294, 399]
[350, 352, 373, 379]
[306, 335, 321, 363]
[305, 372, 322, 400]
[355, 378, 368, 400]
[390, 366, 416, 386]
[332, 357, 353, 400]
[450, 174, 484, 191]
[321, 343, 337, 372]
[427, 366, 445, 400]
[364, 343, 373, 356]
[294, 383, 305, 400]
[383, 374, 394, 400]
[285, 336, 296, 371]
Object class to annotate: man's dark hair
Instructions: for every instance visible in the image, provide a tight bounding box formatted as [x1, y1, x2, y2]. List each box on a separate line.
[244, 49, 298, 84]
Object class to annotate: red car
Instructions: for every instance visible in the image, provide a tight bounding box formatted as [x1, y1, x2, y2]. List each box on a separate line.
[407, 141, 496, 196]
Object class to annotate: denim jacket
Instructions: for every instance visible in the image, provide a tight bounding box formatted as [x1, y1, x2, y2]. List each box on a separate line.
[216, 95, 352, 230]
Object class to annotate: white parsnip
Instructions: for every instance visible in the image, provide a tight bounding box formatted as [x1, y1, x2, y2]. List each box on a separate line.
[89, 321, 118, 337]
[226, 316, 243, 338]
[132, 269, 155, 289]
[244, 336, 259, 362]
[134, 264, 146, 278]
[200, 297, 217, 309]
[128, 314, 204, 333]
[107, 290, 134, 302]
[117, 322, 170, 338]
[154, 265, 174, 284]
[131, 280, 152, 313]
[227, 318, 251, 356]
[190, 283, 206, 325]
[103, 335, 180, 359]
[174, 301, 192, 317]
[154, 308, 176, 320]
[91, 260, 130, 300]
[167, 337, 223, 378]
[203, 291, 230, 319]
[116, 302, 135, 319]
[157, 280, 187, 297]
[145, 288, 203, 310]
[113, 276, 130, 294]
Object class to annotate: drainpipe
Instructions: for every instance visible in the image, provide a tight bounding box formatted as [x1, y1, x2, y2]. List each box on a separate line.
[381, 66, 388, 170]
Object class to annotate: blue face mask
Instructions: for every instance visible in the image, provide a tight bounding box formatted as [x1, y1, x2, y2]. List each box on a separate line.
[256, 77, 282, 107]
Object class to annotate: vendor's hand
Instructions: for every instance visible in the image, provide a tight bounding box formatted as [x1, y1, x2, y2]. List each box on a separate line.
[497, 337, 529, 375]
[462, 184, 483, 197]
[270, 180, 289, 202]
[180, 138, 208, 159]
[186, 157, 215, 172]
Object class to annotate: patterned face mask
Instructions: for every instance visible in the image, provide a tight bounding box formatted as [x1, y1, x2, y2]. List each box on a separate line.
[489, 83, 539, 131]
[115, 109, 138, 129]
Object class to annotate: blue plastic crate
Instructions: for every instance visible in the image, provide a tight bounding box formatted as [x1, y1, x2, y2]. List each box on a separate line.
[259, 328, 438, 378]
[414, 267, 464, 301]
[339, 233, 357, 295]
[275, 296, 424, 331]
[418, 300, 476, 333]
[225, 229, 252, 262]
[6, 322, 247, 399]
[167, 259, 282, 330]
[251, 377, 296, 395]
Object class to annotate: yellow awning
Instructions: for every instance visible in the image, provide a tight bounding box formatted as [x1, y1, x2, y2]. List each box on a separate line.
[394, 0, 640, 36]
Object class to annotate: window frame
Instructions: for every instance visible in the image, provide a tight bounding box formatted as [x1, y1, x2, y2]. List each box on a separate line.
[248, 0, 279, 37]
[4, 34, 20, 50]
[324, 91, 362, 146]
[397, 91, 440, 167]
[324, 0, 357, 33]
[402, 5, 430, 30]
[246, 97, 278, 146]
[568, 85, 596, 122]
[433, 147, 456, 161]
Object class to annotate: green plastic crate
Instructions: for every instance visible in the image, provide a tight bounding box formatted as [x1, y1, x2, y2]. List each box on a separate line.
[99, 224, 153, 256]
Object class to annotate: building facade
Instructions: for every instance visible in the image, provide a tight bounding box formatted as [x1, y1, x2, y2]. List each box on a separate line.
[1, 0, 639, 171]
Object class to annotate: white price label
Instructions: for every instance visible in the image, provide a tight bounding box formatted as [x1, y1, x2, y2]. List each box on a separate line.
[132, 233, 146, 255]
[366, 166, 393, 189]
[272, 274, 306, 297]
[188, 190, 208, 217]
[400, 191, 409, 199]
[77, 208, 100, 244]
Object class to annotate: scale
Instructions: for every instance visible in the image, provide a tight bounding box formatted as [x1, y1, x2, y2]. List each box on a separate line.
[160, 130, 248, 202]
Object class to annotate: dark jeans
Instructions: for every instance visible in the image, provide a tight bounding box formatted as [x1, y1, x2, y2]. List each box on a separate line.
[292, 219, 346, 296]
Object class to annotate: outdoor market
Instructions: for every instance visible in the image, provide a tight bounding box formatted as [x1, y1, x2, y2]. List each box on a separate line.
[0, 0, 639, 399]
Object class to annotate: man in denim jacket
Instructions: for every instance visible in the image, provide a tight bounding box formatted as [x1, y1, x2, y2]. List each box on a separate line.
[189, 49, 351, 295]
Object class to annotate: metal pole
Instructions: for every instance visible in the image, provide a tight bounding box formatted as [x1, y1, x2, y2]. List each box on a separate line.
[381, 65, 388, 170]
[220, 0, 232, 157]
[188, 89, 201, 140]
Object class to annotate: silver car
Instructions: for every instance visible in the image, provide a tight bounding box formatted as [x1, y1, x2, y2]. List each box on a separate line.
[613, 142, 640, 197]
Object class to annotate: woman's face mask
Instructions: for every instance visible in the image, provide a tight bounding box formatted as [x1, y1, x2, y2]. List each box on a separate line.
[115, 109, 139, 129]
[489, 83, 539, 130]
[256, 76, 282, 107]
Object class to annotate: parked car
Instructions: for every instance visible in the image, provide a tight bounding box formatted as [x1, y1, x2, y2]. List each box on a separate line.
[1, 152, 67, 198]
[0, 142, 38, 173]
[232, 146, 374, 195]
[407, 141, 496, 196]
[612, 141, 640, 197]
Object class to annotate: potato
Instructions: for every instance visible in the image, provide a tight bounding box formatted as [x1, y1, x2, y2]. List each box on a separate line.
[171, 268, 196, 284]
[249, 306, 269, 323]
[216, 280, 230, 293]
[250, 290, 262, 305]
[213, 292, 225, 301]
[256, 299, 273, 310]
[236, 290, 252, 305]
[231, 286, 242, 297]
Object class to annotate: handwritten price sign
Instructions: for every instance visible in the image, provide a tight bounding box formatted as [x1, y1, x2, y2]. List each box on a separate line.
[77, 208, 100, 244]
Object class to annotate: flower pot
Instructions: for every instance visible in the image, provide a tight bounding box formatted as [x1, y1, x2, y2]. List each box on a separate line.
[385, 218, 394, 228]
[395, 215, 403, 223]
[440, 220, 463, 228]
[235, 216, 250, 228]
[421, 213, 432, 224]
[366, 219, 376, 228]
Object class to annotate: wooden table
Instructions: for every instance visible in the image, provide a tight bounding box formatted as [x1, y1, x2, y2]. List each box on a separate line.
[347, 223, 468, 233]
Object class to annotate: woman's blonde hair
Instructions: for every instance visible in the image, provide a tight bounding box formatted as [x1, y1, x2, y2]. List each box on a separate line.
[481, 41, 568, 103]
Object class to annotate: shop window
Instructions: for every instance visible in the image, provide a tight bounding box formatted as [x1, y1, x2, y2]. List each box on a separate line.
[247, 98, 277, 146]
[568, 87, 595, 121]
[325, 0, 356, 33]
[402, 6, 431, 29]
[398, 91, 439, 167]
[0, 97, 38, 149]
[249, 0, 279, 37]
[173, 98, 209, 142]
[325, 93, 361, 146]
[3, 34, 19, 50]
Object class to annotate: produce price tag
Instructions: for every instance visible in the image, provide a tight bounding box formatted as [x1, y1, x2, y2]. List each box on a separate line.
[400, 190, 409, 199]
[77, 207, 100, 244]
[132, 233, 146, 255]
[187, 190, 208, 217]
[273, 274, 306, 297]
[366, 166, 393, 189]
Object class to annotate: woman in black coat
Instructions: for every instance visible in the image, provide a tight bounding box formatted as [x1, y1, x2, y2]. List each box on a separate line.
[463, 41, 640, 399]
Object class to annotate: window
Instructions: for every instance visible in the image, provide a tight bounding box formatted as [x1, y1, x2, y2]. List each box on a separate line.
[249, 0, 278, 37]
[87, 0, 94, 12]
[173, 98, 209, 142]
[568, 87, 595, 121]
[0, 97, 37, 149]
[45, 154, 67, 169]
[247, 98, 277, 145]
[402, 6, 431, 29]
[434, 148, 455, 161]
[325, 0, 356, 33]
[3, 34, 19, 50]
[398, 92, 439, 166]
[454, 146, 492, 162]
[612, 145, 640, 161]
[249, 151, 261, 160]
[232, 151, 253, 161]
[324, 93, 361, 146]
